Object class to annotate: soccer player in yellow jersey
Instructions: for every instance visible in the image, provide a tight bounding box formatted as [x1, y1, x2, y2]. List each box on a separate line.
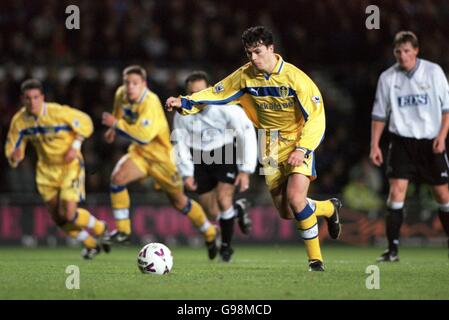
[166, 26, 342, 271]
[102, 65, 218, 258]
[5, 79, 110, 259]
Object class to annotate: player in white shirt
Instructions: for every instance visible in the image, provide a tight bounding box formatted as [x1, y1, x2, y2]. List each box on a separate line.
[370, 31, 449, 262]
[173, 71, 258, 262]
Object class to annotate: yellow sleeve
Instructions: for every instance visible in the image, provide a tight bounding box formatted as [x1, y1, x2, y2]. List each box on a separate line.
[180, 67, 245, 115]
[59, 106, 94, 139]
[115, 96, 163, 145]
[4, 115, 27, 168]
[112, 87, 124, 119]
[293, 74, 326, 153]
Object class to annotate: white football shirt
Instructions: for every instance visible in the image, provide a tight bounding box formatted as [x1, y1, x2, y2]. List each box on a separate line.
[172, 104, 258, 177]
[372, 59, 449, 139]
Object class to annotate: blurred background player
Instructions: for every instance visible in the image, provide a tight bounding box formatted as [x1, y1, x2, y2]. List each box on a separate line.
[370, 31, 449, 262]
[102, 65, 217, 257]
[166, 26, 342, 271]
[173, 71, 258, 262]
[4, 79, 110, 259]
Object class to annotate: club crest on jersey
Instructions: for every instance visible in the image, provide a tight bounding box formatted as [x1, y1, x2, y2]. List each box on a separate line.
[214, 82, 224, 94]
[278, 85, 289, 98]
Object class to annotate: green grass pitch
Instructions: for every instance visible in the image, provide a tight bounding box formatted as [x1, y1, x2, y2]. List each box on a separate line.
[1, 245, 448, 300]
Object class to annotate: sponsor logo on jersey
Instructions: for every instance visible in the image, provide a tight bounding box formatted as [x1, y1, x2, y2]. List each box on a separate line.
[257, 100, 295, 110]
[397, 94, 429, 107]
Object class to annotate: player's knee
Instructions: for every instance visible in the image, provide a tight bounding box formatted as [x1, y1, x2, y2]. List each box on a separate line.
[286, 193, 307, 212]
[434, 189, 449, 204]
[170, 193, 188, 212]
[58, 206, 76, 222]
[111, 173, 127, 186]
[389, 185, 407, 201]
[51, 212, 67, 226]
[217, 194, 232, 212]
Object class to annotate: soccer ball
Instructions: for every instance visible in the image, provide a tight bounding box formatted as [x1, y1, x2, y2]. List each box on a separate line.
[137, 243, 173, 275]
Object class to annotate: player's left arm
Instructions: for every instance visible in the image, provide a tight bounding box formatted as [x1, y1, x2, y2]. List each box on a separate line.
[291, 76, 326, 166]
[59, 106, 94, 162]
[166, 67, 245, 116]
[433, 66, 449, 154]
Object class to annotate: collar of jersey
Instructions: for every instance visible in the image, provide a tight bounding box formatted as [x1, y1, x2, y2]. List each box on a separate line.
[23, 102, 46, 120]
[125, 88, 148, 106]
[260, 54, 285, 80]
[397, 58, 421, 79]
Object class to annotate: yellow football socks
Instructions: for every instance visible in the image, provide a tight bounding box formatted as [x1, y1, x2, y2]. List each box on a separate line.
[295, 203, 323, 262]
[185, 199, 217, 242]
[74, 208, 105, 236]
[111, 184, 131, 235]
[61, 223, 97, 249]
[312, 199, 334, 218]
[116, 219, 131, 235]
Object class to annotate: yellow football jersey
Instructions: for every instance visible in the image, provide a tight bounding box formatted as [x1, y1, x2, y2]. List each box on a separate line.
[5, 102, 93, 167]
[112, 86, 173, 162]
[179, 54, 326, 154]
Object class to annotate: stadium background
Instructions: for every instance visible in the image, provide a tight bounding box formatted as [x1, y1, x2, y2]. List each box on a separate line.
[1, 0, 448, 247]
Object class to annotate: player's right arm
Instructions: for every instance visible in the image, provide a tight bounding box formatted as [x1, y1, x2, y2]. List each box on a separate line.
[370, 121, 386, 166]
[172, 113, 196, 191]
[166, 67, 245, 115]
[4, 114, 27, 168]
[105, 88, 124, 143]
[370, 73, 390, 166]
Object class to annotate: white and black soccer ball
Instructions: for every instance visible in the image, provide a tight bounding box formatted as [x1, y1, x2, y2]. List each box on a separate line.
[137, 243, 173, 275]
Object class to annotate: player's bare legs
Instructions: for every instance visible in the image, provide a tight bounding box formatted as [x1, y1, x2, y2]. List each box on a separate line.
[378, 178, 409, 262]
[45, 197, 108, 259]
[269, 174, 323, 270]
[166, 189, 218, 258]
[109, 155, 146, 241]
[196, 182, 252, 262]
[270, 182, 294, 220]
[213, 182, 237, 261]
[45, 197, 65, 226]
[198, 190, 220, 221]
[287, 173, 324, 270]
[431, 184, 449, 257]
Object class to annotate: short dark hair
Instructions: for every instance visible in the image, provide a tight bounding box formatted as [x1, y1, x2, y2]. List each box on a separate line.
[21, 79, 43, 94]
[393, 31, 419, 48]
[241, 26, 274, 48]
[185, 71, 210, 88]
[123, 65, 147, 81]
